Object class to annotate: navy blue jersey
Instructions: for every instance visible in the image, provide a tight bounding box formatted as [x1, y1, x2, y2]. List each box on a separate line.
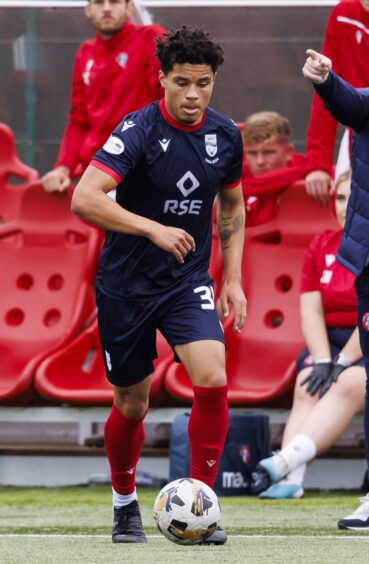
[92, 98, 243, 299]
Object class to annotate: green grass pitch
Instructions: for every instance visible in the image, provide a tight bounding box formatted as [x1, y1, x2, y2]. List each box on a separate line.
[1, 486, 369, 563]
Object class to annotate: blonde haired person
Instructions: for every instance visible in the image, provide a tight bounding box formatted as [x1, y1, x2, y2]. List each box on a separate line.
[252, 170, 366, 499]
[241, 111, 312, 226]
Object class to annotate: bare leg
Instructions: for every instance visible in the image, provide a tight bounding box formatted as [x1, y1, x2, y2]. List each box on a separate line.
[296, 366, 365, 453]
[175, 339, 226, 387]
[282, 367, 320, 447]
[257, 366, 365, 497]
[113, 376, 151, 419]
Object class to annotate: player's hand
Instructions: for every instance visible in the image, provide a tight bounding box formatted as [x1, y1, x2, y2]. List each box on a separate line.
[41, 166, 71, 193]
[217, 280, 247, 333]
[305, 170, 332, 206]
[300, 361, 332, 396]
[319, 360, 347, 398]
[149, 225, 196, 264]
[302, 49, 332, 84]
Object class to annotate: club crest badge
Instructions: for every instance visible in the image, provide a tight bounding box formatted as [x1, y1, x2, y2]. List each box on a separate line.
[116, 52, 128, 68]
[205, 134, 217, 157]
[362, 312, 369, 332]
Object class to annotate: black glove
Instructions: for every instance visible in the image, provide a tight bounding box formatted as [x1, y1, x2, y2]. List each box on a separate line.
[300, 361, 333, 396]
[319, 360, 347, 398]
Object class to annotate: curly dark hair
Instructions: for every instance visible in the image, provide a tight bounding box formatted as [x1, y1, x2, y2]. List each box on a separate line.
[156, 26, 225, 74]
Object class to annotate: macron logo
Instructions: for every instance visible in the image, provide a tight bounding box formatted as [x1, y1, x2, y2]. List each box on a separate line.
[325, 254, 335, 268]
[122, 120, 135, 132]
[206, 459, 217, 468]
[159, 138, 171, 152]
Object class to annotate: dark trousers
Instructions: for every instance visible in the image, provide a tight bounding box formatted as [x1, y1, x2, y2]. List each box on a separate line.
[355, 265, 369, 480]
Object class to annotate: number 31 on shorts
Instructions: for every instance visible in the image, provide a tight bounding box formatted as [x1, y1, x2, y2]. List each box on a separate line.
[194, 285, 215, 310]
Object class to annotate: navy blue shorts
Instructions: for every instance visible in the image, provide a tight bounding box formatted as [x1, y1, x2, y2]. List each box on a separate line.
[296, 326, 365, 372]
[96, 278, 225, 387]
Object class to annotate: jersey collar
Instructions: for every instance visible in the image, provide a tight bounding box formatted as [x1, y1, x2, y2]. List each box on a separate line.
[159, 98, 206, 132]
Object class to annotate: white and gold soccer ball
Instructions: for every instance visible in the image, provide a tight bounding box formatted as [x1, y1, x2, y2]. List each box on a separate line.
[153, 478, 221, 545]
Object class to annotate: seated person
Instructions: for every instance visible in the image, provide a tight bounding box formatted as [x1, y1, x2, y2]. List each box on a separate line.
[242, 111, 312, 226]
[251, 170, 365, 499]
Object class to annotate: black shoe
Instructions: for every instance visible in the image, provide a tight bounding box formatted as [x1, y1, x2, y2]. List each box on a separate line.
[249, 468, 271, 496]
[112, 500, 147, 543]
[199, 526, 227, 545]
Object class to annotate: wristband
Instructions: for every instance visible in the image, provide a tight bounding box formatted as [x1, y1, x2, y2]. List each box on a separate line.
[314, 357, 331, 364]
[335, 353, 351, 367]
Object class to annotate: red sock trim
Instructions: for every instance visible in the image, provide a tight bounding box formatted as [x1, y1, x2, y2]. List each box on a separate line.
[192, 385, 228, 398]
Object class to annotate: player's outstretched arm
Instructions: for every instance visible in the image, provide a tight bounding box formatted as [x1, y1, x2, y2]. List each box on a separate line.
[71, 165, 195, 263]
[216, 184, 247, 332]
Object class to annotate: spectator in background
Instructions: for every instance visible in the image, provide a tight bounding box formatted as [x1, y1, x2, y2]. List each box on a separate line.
[251, 170, 366, 499]
[305, 0, 369, 204]
[242, 111, 311, 226]
[42, 0, 164, 192]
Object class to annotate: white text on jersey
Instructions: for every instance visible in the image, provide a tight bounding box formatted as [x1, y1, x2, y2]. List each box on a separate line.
[164, 200, 203, 215]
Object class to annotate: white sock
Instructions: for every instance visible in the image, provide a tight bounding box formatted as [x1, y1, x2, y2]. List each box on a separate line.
[112, 487, 137, 508]
[279, 434, 317, 472]
[285, 463, 306, 486]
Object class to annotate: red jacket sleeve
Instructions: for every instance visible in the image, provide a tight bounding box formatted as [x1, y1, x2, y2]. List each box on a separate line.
[142, 25, 165, 101]
[242, 154, 310, 198]
[55, 47, 91, 173]
[306, 6, 341, 173]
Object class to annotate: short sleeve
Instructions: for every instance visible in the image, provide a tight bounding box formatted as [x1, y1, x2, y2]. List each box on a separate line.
[300, 235, 322, 294]
[222, 126, 243, 189]
[91, 116, 145, 183]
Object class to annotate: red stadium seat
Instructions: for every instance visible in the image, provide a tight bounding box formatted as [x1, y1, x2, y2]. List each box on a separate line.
[0, 123, 39, 223]
[164, 181, 337, 405]
[35, 319, 174, 405]
[0, 182, 101, 402]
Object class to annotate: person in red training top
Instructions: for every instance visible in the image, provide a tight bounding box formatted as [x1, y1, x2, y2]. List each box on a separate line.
[242, 111, 311, 226]
[251, 170, 365, 499]
[305, 0, 369, 204]
[42, 0, 164, 193]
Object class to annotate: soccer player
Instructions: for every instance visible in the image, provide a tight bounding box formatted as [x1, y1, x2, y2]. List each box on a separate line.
[42, 0, 164, 192]
[242, 111, 311, 226]
[71, 26, 246, 544]
[302, 48, 369, 530]
[305, 0, 369, 204]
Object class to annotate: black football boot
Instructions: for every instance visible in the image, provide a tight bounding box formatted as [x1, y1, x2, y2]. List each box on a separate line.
[199, 526, 227, 545]
[112, 500, 147, 543]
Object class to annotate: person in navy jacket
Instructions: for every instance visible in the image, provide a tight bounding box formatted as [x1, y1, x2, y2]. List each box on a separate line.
[301, 48, 369, 530]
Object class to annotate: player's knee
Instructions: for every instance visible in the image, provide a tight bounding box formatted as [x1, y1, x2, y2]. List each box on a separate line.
[122, 402, 148, 419]
[118, 399, 148, 420]
[331, 369, 363, 402]
[293, 370, 314, 402]
[114, 389, 149, 419]
[196, 369, 227, 388]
